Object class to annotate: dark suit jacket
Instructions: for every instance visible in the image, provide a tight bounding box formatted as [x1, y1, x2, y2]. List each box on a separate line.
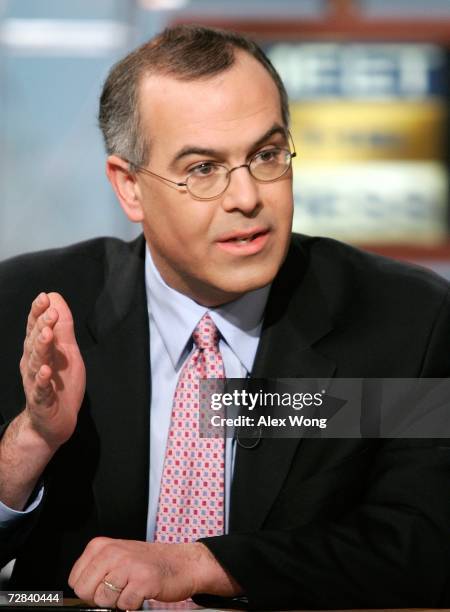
[1, 233, 450, 609]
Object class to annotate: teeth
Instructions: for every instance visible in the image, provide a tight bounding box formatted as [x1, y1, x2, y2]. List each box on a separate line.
[235, 237, 251, 243]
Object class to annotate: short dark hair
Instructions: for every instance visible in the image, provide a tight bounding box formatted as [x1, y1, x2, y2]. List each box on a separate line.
[98, 24, 289, 167]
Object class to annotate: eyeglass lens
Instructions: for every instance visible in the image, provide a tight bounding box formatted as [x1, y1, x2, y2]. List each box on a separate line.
[186, 148, 293, 199]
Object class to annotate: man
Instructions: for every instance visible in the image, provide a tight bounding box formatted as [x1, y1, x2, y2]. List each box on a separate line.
[1, 24, 450, 611]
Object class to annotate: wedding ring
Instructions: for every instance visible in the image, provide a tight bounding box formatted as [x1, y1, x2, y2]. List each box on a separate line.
[102, 578, 124, 593]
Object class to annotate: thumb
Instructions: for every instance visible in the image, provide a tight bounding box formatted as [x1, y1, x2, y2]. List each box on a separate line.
[47, 292, 76, 343]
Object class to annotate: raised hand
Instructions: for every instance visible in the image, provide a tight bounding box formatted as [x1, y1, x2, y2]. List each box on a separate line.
[20, 291, 86, 449]
[0, 292, 86, 510]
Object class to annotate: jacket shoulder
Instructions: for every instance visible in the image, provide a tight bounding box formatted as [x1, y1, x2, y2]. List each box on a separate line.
[0, 236, 143, 301]
[291, 233, 450, 302]
[0, 236, 136, 281]
[287, 234, 450, 376]
[0, 235, 144, 341]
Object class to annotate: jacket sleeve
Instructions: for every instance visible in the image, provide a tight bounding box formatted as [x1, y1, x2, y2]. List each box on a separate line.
[0, 424, 45, 569]
[197, 438, 450, 609]
[195, 289, 450, 609]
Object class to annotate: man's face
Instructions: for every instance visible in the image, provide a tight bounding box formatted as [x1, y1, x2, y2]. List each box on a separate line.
[135, 51, 293, 306]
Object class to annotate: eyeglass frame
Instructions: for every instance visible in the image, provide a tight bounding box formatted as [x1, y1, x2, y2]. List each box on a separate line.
[125, 130, 297, 201]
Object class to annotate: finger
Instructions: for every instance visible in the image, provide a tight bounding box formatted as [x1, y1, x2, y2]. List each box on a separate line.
[72, 555, 120, 603]
[24, 307, 59, 359]
[30, 365, 55, 408]
[93, 573, 128, 609]
[116, 582, 146, 611]
[69, 537, 111, 589]
[26, 293, 49, 336]
[27, 327, 54, 380]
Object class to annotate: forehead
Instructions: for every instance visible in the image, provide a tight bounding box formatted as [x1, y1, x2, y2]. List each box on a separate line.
[138, 52, 283, 159]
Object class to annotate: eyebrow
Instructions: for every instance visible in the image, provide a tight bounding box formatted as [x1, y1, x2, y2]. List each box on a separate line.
[169, 123, 287, 169]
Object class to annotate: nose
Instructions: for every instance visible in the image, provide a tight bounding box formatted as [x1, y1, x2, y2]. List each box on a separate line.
[221, 164, 261, 215]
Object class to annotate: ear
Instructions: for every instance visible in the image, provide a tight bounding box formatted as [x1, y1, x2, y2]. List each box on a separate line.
[106, 155, 144, 223]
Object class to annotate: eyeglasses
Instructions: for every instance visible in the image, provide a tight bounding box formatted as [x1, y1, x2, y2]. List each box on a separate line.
[127, 134, 296, 201]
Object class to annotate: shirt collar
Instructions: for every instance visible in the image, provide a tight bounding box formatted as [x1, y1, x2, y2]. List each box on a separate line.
[145, 246, 270, 373]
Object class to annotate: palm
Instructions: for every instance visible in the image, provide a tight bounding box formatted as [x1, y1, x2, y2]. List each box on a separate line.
[46, 294, 86, 441]
[23, 292, 86, 448]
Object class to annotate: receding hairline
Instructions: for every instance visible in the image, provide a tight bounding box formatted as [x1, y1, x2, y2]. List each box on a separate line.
[98, 25, 289, 167]
[134, 49, 287, 158]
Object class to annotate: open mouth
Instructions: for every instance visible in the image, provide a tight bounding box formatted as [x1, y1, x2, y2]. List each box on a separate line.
[220, 229, 269, 244]
[216, 228, 270, 254]
[229, 233, 263, 244]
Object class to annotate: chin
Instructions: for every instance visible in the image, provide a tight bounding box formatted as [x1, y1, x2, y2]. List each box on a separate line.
[217, 264, 280, 297]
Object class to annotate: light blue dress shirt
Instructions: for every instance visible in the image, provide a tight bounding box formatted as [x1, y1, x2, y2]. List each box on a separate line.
[145, 246, 269, 540]
[0, 246, 270, 538]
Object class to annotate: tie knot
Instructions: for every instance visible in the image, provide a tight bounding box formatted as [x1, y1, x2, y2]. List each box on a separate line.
[193, 313, 220, 350]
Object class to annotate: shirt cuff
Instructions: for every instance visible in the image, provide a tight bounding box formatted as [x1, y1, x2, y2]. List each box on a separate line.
[0, 486, 44, 527]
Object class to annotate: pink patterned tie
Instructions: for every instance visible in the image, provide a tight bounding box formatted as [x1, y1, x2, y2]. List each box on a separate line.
[154, 313, 225, 543]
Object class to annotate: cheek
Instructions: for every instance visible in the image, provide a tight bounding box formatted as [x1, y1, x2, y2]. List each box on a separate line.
[169, 207, 214, 246]
[280, 189, 294, 225]
[143, 198, 215, 255]
[267, 183, 294, 225]
[141, 188, 179, 226]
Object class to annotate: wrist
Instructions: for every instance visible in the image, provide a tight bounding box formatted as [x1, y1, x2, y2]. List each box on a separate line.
[14, 410, 59, 457]
[190, 542, 243, 597]
[0, 411, 54, 511]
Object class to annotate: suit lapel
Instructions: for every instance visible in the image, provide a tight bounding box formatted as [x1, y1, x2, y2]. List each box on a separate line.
[75, 235, 337, 537]
[82, 236, 150, 540]
[230, 238, 337, 532]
